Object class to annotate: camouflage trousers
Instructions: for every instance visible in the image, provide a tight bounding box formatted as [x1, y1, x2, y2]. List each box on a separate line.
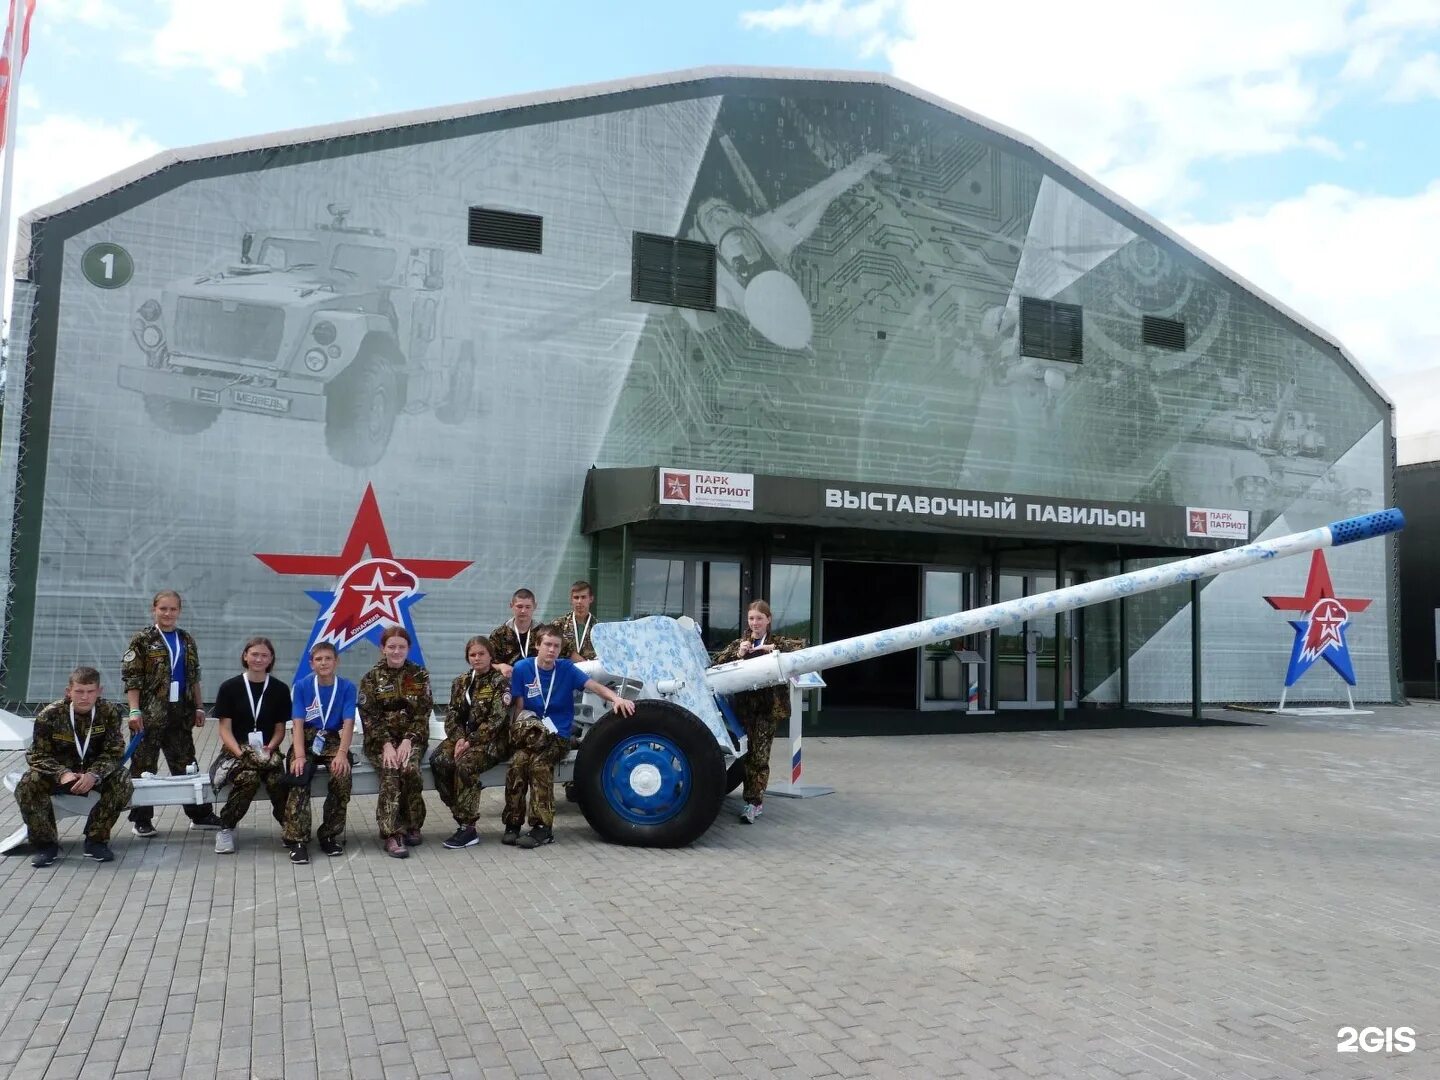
[430, 736, 501, 826]
[282, 735, 352, 844]
[366, 744, 426, 838]
[130, 705, 213, 824]
[16, 769, 134, 845]
[741, 713, 777, 805]
[216, 749, 287, 831]
[502, 713, 574, 829]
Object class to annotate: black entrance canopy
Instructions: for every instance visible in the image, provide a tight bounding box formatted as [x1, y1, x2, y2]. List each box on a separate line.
[582, 466, 1253, 551]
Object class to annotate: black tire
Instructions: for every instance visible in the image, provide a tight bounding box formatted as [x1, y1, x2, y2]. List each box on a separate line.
[575, 700, 725, 848]
[434, 341, 475, 425]
[143, 395, 220, 434]
[725, 759, 745, 795]
[324, 345, 399, 467]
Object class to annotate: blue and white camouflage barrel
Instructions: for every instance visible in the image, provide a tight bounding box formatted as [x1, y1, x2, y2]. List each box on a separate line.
[704, 508, 1405, 696]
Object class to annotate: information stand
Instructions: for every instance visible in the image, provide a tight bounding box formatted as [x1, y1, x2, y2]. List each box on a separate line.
[766, 671, 834, 799]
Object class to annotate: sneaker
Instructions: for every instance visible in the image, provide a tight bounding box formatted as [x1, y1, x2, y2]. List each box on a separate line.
[131, 821, 157, 839]
[318, 836, 344, 857]
[739, 802, 762, 824]
[189, 812, 224, 830]
[283, 838, 302, 851]
[289, 844, 309, 865]
[384, 835, 409, 859]
[516, 824, 554, 849]
[403, 830, 423, 847]
[31, 843, 59, 868]
[82, 840, 114, 862]
[501, 827, 520, 846]
[443, 826, 479, 849]
[214, 829, 236, 855]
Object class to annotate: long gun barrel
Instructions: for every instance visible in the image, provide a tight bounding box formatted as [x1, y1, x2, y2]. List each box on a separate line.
[704, 508, 1405, 695]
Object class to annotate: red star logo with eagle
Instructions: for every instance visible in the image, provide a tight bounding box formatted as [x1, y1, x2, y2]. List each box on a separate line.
[255, 485, 472, 674]
[1263, 550, 1371, 686]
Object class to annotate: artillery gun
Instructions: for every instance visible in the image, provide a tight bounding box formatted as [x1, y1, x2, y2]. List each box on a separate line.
[568, 508, 1404, 848]
[0, 510, 1403, 856]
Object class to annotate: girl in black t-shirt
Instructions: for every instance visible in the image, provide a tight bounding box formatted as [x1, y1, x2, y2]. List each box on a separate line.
[210, 636, 292, 854]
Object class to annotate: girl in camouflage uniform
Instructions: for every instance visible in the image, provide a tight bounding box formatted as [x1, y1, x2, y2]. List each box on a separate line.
[122, 590, 222, 835]
[433, 636, 511, 849]
[358, 626, 433, 858]
[712, 600, 805, 824]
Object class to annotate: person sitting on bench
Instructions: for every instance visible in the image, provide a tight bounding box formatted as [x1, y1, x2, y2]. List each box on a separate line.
[281, 641, 357, 865]
[15, 666, 133, 867]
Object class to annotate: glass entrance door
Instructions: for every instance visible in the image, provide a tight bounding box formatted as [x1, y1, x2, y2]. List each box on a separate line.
[996, 571, 1077, 708]
[919, 567, 974, 710]
[632, 555, 742, 652]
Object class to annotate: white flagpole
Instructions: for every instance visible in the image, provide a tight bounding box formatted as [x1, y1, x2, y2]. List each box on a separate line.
[0, 0, 25, 332]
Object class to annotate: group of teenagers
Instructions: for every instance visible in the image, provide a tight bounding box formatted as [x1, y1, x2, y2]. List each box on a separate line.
[16, 580, 802, 868]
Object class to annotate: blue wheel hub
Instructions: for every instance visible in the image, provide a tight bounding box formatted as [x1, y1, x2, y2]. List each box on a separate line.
[600, 733, 692, 825]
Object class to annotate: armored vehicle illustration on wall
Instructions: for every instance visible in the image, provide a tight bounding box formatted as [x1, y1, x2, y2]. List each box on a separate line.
[120, 204, 476, 466]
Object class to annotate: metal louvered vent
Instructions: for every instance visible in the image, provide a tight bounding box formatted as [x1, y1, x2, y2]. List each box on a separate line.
[1019, 296, 1083, 363]
[468, 207, 543, 254]
[1142, 315, 1186, 351]
[632, 232, 717, 311]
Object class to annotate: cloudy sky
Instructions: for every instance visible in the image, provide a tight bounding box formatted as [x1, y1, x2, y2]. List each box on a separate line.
[19, 0, 1440, 436]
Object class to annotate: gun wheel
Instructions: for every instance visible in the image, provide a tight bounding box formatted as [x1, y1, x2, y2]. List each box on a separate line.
[575, 700, 724, 848]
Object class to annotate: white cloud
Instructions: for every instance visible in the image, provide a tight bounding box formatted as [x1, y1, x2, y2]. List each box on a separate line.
[43, 0, 137, 29]
[135, 0, 424, 93]
[1385, 51, 1440, 100]
[1177, 182, 1440, 436]
[741, 0, 897, 53]
[740, 0, 1440, 213]
[2, 111, 163, 317]
[12, 113, 163, 221]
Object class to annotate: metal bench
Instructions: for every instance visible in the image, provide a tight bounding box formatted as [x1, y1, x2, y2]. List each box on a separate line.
[1, 714, 582, 854]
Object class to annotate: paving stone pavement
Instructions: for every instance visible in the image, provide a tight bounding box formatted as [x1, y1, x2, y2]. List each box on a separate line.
[2, 704, 1439, 1079]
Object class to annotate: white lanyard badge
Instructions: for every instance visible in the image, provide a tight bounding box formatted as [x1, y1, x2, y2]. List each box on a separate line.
[571, 612, 592, 654]
[69, 703, 94, 763]
[310, 679, 338, 730]
[244, 675, 270, 724]
[465, 670, 477, 706]
[244, 676, 269, 748]
[308, 679, 338, 756]
[512, 621, 532, 658]
[533, 664, 558, 716]
[532, 663, 563, 735]
[158, 626, 183, 702]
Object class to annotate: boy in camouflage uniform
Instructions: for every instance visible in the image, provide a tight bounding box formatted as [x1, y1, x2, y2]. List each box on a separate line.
[16, 666, 133, 866]
[488, 587, 541, 678]
[123, 590, 222, 835]
[433, 636, 512, 849]
[550, 580, 599, 662]
[358, 626, 433, 858]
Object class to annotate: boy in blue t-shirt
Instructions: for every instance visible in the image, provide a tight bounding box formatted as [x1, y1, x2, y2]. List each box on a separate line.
[504, 624, 633, 848]
[281, 641, 358, 864]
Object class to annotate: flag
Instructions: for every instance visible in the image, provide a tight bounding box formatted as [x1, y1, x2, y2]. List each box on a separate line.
[0, 0, 35, 151]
